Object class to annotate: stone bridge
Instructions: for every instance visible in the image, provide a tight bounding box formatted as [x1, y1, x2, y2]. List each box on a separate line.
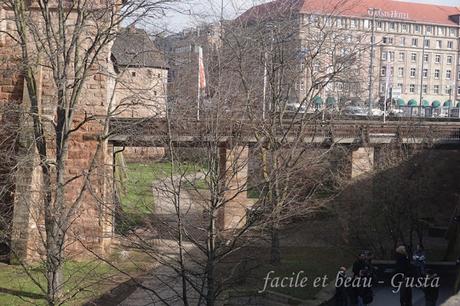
[108, 117, 460, 146]
[8, 117, 460, 262]
[106, 117, 460, 232]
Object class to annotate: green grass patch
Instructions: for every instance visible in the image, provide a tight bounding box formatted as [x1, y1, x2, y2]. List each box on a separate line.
[116, 161, 205, 230]
[0, 260, 124, 305]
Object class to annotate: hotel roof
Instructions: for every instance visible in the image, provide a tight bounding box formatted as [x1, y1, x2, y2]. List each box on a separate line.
[238, 0, 460, 26]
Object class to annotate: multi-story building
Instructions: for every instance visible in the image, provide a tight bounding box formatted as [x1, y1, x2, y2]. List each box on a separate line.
[111, 27, 169, 118]
[238, 0, 460, 110]
[159, 22, 224, 116]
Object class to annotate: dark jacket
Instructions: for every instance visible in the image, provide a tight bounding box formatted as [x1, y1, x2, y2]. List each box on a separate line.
[395, 254, 412, 277]
[424, 283, 439, 302]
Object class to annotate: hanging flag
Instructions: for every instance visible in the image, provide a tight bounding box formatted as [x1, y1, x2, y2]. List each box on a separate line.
[198, 46, 206, 91]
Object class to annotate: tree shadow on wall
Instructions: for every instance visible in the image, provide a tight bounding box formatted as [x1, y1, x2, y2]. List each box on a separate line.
[334, 145, 460, 260]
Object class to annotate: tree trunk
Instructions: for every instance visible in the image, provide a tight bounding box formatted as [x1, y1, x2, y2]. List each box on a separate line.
[270, 224, 280, 265]
[206, 216, 216, 306]
[45, 233, 64, 306]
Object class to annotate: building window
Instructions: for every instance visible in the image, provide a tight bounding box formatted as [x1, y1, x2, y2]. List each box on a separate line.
[423, 54, 429, 63]
[436, 40, 442, 48]
[389, 51, 394, 62]
[424, 39, 430, 48]
[402, 24, 408, 32]
[397, 83, 403, 91]
[131, 71, 136, 77]
[450, 28, 456, 36]
[434, 69, 440, 79]
[410, 68, 416, 78]
[447, 56, 453, 65]
[423, 69, 428, 78]
[154, 91, 157, 96]
[410, 84, 415, 93]
[411, 53, 417, 62]
[399, 52, 405, 62]
[398, 67, 404, 77]
[434, 85, 440, 94]
[400, 37, 405, 46]
[426, 26, 432, 33]
[423, 85, 428, 94]
[447, 41, 453, 49]
[446, 70, 451, 79]
[382, 37, 393, 44]
[411, 38, 418, 47]
[457, 86, 460, 95]
[313, 64, 320, 72]
[435, 54, 441, 63]
[382, 51, 387, 61]
[458, 71, 460, 81]
[381, 66, 386, 77]
[415, 25, 421, 32]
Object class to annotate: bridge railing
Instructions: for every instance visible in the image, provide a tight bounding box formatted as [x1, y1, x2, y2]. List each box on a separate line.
[108, 117, 460, 145]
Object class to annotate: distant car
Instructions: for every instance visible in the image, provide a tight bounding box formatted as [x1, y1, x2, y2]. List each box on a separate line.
[343, 106, 368, 116]
[371, 108, 385, 116]
[286, 103, 307, 113]
[389, 109, 404, 117]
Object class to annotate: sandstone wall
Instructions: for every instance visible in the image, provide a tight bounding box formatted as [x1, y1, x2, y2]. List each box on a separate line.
[0, 6, 116, 262]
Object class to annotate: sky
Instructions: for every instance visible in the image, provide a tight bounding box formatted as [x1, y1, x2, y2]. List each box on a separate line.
[158, 0, 459, 33]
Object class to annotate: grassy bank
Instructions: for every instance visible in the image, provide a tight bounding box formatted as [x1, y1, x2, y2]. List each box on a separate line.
[0, 260, 129, 305]
[117, 161, 205, 229]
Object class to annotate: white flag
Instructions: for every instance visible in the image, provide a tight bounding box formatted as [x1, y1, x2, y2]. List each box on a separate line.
[198, 46, 206, 91]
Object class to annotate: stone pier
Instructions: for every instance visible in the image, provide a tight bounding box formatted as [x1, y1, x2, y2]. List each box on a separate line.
[351, 147, 375, 178]
[217, 145, 251, 231]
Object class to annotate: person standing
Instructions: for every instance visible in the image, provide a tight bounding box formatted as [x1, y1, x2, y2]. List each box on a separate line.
[335, 267, 350, 306]
[352, 251, 374, 306]
[423, 269, 439, 306]
[396, 245, 413, 306]
[413, 244, 426, 277]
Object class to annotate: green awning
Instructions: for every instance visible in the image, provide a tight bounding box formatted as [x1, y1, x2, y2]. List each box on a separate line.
[444, 100, 452, 107]
[408, 99, 418, 107]
[396, 98, 405, 107]
[422, 100, 430, 108]
[432, 100, 441, 108]
[313, 96, 323, 106]
[326, 97, 336, 106]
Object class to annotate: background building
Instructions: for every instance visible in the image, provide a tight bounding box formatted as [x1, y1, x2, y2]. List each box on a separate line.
[111, 27, 169, 118]
[239, 0, 460, 110]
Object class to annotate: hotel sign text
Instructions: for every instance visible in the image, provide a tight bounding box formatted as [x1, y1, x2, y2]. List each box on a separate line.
[368, 9, 409, 20]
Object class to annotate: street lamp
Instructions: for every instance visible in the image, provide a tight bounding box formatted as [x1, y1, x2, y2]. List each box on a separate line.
[368, 8, 378, 116]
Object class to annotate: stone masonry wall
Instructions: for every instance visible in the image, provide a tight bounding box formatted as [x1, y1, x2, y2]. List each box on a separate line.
[0, 6, 116, 262]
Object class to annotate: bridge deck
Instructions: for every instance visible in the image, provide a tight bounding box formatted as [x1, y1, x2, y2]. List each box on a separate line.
[108, 118, 460, 147]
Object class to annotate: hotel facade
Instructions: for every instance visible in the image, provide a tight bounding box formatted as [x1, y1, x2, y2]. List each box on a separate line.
[240, 0, 460, 110]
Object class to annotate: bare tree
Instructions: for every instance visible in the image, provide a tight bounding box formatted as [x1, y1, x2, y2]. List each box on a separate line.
[108, 1, 375, 305]
[0, 0, 175, 304]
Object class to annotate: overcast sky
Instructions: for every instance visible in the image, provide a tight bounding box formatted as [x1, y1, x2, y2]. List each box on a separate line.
[157, 0, 459, 33]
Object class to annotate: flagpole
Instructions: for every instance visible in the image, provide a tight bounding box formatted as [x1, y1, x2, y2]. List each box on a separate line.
[197, 46, 201, 121]
[383, 62, 391, 123]
[263, 51, 268, 120]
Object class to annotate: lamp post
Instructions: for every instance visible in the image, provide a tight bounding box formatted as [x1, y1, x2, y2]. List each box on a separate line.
[419, 34, 426, 118]
[368, 8, 378, 116]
